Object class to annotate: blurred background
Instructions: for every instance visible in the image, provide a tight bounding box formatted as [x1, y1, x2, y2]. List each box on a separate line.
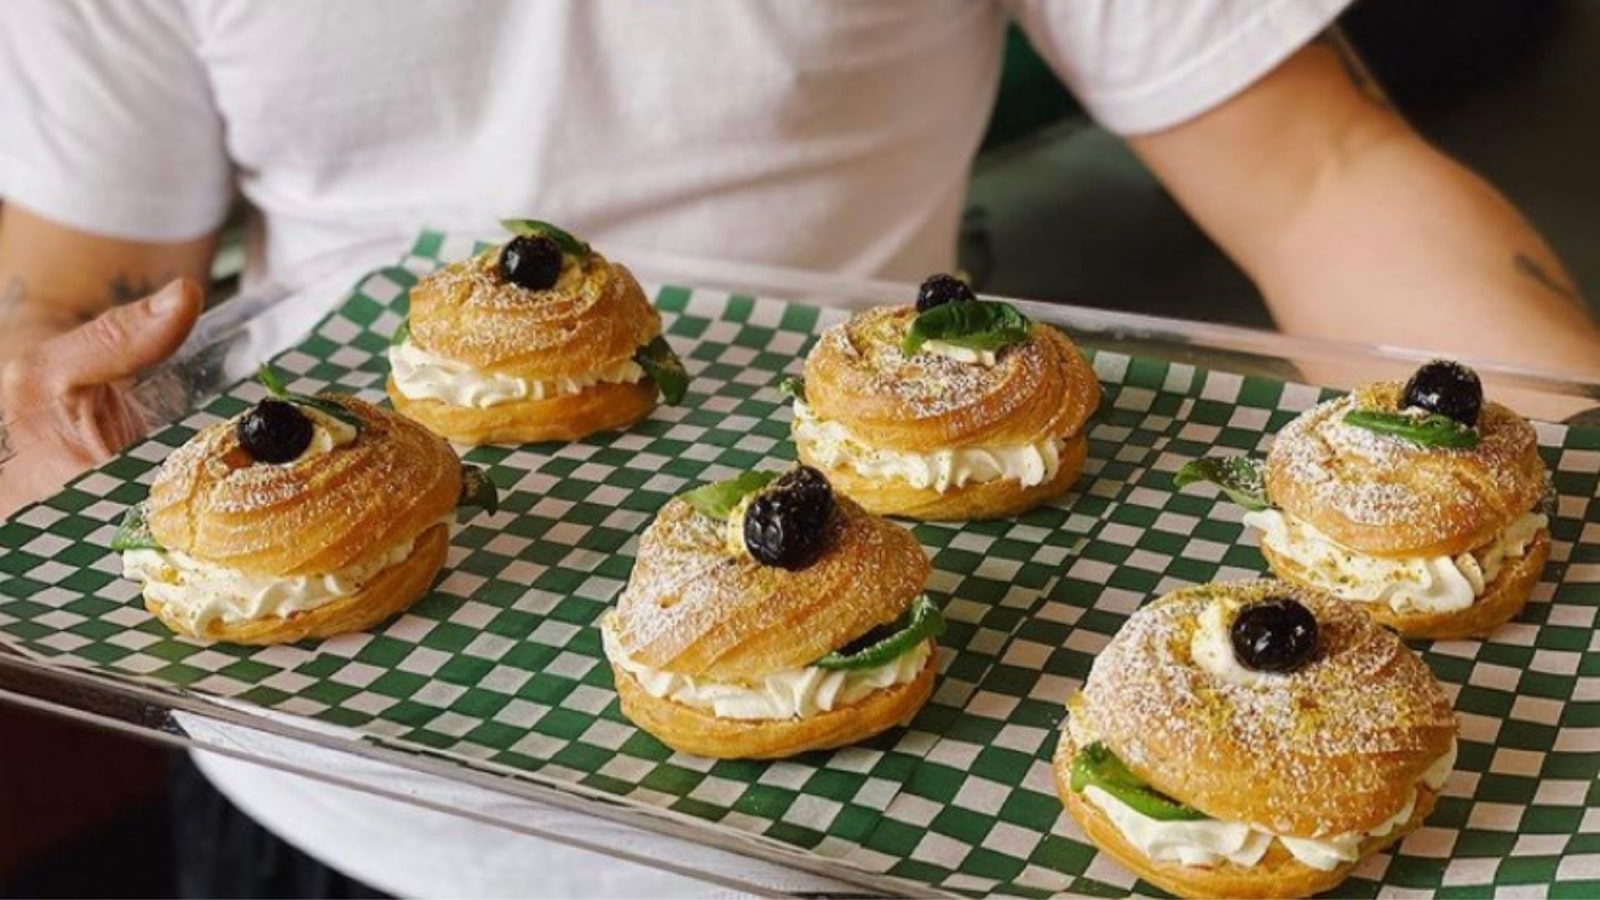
[3, 0, 1597, 895]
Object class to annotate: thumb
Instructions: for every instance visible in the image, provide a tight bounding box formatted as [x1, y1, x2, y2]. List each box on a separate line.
[47, 278, 203, 388]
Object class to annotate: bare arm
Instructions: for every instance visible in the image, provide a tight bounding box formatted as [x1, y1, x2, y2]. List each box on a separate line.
[0, 203, 216, 361]
[0, 204, 211, 515]
[1129, 34, 1600, 382]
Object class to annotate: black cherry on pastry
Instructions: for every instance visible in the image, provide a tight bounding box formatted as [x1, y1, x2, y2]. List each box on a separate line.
[1230, 596, 1318, 673]
[498, 234, 564, 291]
[743, 466, 835, 570]
[237, 399, 313, 464]
[915, 273, 975, 313]
[1402, 360, 1483, 427]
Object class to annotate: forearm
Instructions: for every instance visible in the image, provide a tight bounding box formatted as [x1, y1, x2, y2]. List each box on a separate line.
[0, 203, 216, 362]
[1253, 131, 1600, 379]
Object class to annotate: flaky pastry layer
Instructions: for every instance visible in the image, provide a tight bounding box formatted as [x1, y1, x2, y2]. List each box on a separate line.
[802, 306, 1098, 452]
[1265, 383, 1547, 557]
[1072, 580, 1456, 837]
[613, 495, 929, 680]
[147, 396, 461, 577]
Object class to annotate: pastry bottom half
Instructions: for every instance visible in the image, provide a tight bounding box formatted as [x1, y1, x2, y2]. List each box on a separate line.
[388, 377, 657, 446]
[1262, 529, 1549, 641]
[800, 433, 1087, 522]
[145, 524, 449, 645]
[611, 655, 936, 760]
[1052, 735, 1437, 900]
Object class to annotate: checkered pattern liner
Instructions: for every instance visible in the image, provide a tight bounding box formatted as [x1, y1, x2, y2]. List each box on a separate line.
[3, 231, 1598, 898]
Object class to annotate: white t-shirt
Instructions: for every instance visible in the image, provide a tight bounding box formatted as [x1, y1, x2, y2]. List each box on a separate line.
[0, 1, 1345, 895]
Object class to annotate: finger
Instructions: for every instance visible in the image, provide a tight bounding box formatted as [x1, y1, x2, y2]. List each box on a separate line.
[42, 278, 203, 389]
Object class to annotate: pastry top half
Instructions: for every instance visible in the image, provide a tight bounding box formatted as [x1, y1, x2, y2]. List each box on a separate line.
[147, 396, 461, 577]
[407, 247, 661, 380]
[1266, 381, 1547, 557]
[1072, 580, 1456, 838]
[803, 306, 1099, 452]
[613, 493, 930, 681]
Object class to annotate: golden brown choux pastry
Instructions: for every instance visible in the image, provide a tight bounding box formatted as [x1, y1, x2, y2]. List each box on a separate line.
[603, 466, 941, 759]
[387, 220, 687, 446]
[1180, 360, 1551, 640]
[1055, 580, 1458, 899]
[117, 375, 495, 645]
[790, 275, 1098, 521]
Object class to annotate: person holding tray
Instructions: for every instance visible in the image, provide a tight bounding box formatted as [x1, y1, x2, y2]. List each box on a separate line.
[2, 1, 1599, 896]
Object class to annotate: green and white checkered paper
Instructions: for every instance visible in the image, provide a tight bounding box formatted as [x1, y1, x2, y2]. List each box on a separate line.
[3, 232, 1599, 898]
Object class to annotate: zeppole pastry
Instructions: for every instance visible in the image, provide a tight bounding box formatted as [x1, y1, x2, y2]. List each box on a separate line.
[1178, 360, 1551, 640]
[1055, 580, 1457, 899]
[115, 368, 498, 645]
[786, 274, 1099, 521]
[387, 219, 688, 445]
[603, 466, 941, 759]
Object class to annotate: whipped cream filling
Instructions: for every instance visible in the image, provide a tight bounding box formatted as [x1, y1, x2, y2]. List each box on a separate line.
[298, 408, 358, 459]
[920, 340, 997, 367]
[389, 338, 645, 408]
[791, 400, 1061, 492]
[601, 613, 931, 721]
[1243, 509, 1547, 614]
[1190, 600, 1283, 688]
[123, 529, 430, 632]
[1071, 714, 1457, 872]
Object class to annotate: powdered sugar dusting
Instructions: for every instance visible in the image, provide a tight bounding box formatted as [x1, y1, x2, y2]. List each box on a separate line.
[1078, 580, 1456, 836]
[1266, 383, 1546, 544]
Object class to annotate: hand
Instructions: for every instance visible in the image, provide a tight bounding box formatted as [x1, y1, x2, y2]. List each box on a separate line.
[0, 279, 202, 519]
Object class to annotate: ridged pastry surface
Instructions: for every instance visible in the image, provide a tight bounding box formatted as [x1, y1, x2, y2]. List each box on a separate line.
[802, 306, 1099, 451]
[407, 249, 660, 379]
[1265, 383, 1547, 557]
[1074, 580, 1456, 838]
[614, 494, 930, 680]
[147, 396, 462, 576]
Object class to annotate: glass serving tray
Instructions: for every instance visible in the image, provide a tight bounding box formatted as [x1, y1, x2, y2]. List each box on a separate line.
[2, 234, 1598, 898]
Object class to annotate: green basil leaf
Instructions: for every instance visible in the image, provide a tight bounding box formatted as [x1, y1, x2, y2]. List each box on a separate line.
[110, 503, 163, 552]
[1343, 409, 1480, 449]
[814, 595, 945, 671]
[256, 364, 289, 397]
[681, 471, 780, 521]
[1173, 456, 1270, 511]
[776, 375, 806, 403]
[390, 317, 411, 347]
[634, 335, 689, 405]
[256, 364, 364, 432]
[458, 465, 500, 515]
[902, 300, 1032, 357]
[1070, 741, 1209, 822]
[500, 219, 591, 258]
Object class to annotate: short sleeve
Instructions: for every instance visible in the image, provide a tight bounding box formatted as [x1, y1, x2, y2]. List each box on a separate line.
[1003, 0, 1351, 136]
[0, 0, 232, 240]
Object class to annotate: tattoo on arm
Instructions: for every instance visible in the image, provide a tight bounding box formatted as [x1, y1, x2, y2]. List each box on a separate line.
[1314, 26, 1394, 111]
[108, 273, 163, 307]
[0, 277, 22, 326]
[1514, 252, 1581, 302]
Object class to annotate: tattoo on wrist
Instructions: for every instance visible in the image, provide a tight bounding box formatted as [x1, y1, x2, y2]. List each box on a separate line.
[109, 273, 164, 308]
[0, 276, 22, 326]
[1314, 26, 1394, 111]
[1514, 253, 1580, 302]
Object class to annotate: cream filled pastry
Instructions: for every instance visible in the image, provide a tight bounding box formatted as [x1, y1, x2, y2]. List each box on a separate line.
[604, 466, 940, 759]
[116, 368, 497, 645]
[1055, 580, 1458, 899]
[788, 274, 1099, 521]
[387, 219, 688, 445]
[1178, 360, 1551, 639]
